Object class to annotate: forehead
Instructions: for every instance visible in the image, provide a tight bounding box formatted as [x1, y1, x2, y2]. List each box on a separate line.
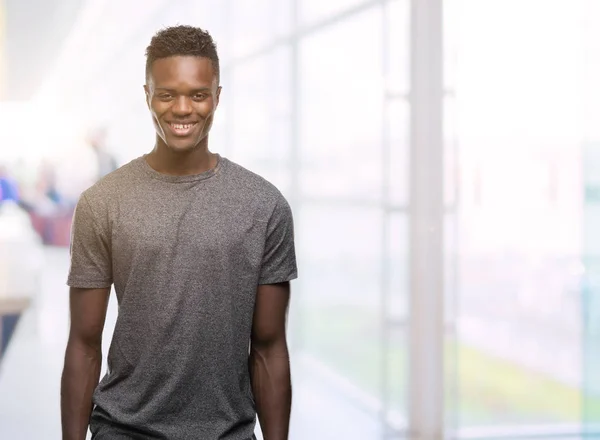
[148, 55, 217, 88]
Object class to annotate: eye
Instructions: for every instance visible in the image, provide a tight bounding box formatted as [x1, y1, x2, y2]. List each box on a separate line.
[157, 93, 173, 101]
[192, 94, 207, 101]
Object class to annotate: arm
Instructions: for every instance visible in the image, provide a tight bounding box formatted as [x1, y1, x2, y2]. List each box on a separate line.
[61, 287, 110, 440]
[250, 282, 292, 440]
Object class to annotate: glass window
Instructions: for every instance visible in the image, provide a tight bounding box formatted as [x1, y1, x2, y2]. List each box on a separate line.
[447, 0, 587, 432]
[582, 0, 600, 142]
[299, 0, 367, 26]
[389, 213, 409, 322]
[388, 99, 409, 207]
[229, 48, 292, 194]
[298, 204, 384, 399]
[582, 143, 600, 429]
[384, 214, 409, 420]
[298, 6, 383, 202]
[445, 211, 460, 433]
[230, 0, 293, 58]
[386, 0, 410, 96]
[444, 0, 459, 92]
[445, 96, 458, 209]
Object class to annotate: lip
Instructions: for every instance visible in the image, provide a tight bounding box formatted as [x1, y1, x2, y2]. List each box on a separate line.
[166, 121, 199, 137]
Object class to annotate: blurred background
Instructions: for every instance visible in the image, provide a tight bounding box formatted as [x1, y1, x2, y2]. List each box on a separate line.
[0, 0, 599, 439]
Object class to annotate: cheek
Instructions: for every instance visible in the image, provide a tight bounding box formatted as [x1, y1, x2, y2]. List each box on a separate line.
[150, 100, 169, 117]
[196, 104, 212, 118]
[198, 99, 218, 115]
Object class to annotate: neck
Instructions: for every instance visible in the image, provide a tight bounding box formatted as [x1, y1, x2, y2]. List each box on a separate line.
[146, 138, 216, 176]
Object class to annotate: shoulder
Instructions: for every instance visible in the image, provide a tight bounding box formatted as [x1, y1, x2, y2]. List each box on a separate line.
[221, 158, 289, 209]
[81, 157, 142, 206]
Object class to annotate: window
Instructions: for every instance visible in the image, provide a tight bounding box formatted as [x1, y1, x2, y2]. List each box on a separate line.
[229, 48, 292, 194]
[387, 99, 409, 207]
[299, 0, 369, 26]
[297, 205, 386, 403]
[298, 7, 383, 202]
[230, 0, 293, 58]
[386, 0, 409, 96]
[295, 4, 410, 429]
[448, 0, 588, 432]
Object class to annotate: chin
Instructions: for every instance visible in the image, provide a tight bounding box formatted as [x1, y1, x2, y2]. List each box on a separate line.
[165, 139, 201, 152]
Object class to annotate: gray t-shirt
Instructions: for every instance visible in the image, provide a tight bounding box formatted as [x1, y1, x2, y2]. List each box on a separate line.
[67, 154, 298, 440]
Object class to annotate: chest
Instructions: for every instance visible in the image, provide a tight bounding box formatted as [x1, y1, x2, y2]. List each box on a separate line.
[110, 192, 266, 269]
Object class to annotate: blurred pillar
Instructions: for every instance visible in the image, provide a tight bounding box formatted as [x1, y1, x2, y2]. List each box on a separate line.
[408, 0, 444, 438]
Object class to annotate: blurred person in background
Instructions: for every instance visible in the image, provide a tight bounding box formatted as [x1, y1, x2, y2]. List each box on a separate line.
[37, 161, 63, 206]
[61, 25, 297, 440]
[25, 161, 68, 245]
[0, 164, 20, 204]
[86, 126, 118, 180]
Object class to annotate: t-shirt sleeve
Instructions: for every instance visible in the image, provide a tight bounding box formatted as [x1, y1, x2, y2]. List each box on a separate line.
[258, 195, 298, 285]
[67, 193, 113, 289]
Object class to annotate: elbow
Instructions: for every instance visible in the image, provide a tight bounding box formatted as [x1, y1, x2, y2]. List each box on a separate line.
[66, 332, 103, 361]
[250, 335, 289, 359]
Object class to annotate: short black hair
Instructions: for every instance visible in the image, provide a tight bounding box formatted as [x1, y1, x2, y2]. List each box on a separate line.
[145, 25, 220, 83]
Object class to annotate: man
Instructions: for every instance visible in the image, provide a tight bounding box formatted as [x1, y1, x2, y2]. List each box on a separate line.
[61, 25, 297, 440]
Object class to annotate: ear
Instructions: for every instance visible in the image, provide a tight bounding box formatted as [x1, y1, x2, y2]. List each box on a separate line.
[143, 84, 151, 108]
[215, 86, 222, 106]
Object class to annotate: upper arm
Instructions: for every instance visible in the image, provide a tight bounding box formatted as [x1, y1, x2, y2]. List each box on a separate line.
[252, 193, 297, 349]
[68, 287, 110, 348]
[67, 193, 113, 289]
[258, 195, 298, 285]
[251, 282, 290, 348]
[66, 193, 112, 348]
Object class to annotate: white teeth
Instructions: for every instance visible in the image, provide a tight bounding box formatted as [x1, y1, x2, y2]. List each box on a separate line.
[172, 123, 193, 129]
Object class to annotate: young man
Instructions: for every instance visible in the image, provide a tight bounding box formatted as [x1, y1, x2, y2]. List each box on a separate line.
[61, 25, 297, 440]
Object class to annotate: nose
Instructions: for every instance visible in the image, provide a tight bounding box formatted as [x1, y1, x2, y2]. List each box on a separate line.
[172, 96, 192, 115]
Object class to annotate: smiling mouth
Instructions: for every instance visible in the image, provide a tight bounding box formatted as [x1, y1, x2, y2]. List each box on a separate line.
[168, 122, 198, 136]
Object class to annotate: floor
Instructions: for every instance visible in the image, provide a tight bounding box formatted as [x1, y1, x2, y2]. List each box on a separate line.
[0, 247, 381, 440]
